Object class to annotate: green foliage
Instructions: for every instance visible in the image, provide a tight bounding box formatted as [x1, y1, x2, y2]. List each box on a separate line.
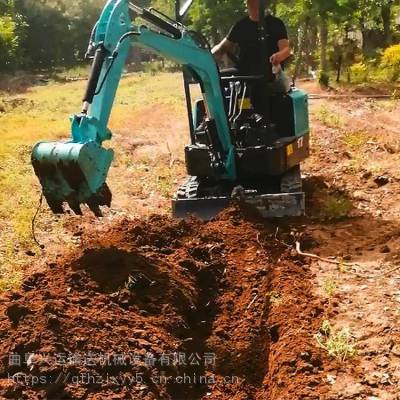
[315, 320, 358, 361]
[0, 15, 18, 69]
[315, 105, 343, 128]
[0, 0, 398, 78]
[151, 0, 173, 15]
[13, 0, 104, 68]
[323, 278, 337, 296]
[190, 0, 245, 44]
[349, 62, 369, 83]
[142, 60, 180, 75]
[381, 44, 400, 81]
[0, 1, 26, 71]
[318, 70, 330, 87]
[322, 194, 353, 219]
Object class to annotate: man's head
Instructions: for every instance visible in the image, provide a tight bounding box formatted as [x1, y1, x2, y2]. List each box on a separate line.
[247, 0, 262, 21]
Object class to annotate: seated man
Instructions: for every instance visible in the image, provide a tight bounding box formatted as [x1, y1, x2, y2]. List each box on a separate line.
[212, 0, 291, 117]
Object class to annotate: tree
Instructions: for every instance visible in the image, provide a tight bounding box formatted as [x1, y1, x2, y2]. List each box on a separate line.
[12, 0, 104, 68]
[190, 0, 245, 44]
[0, 0, 25, 71]
[0, 0, 398, 76]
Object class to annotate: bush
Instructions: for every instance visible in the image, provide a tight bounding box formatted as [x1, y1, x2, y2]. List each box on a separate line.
[318, 71, 330, 87]
[381, 44, 400, 82]
[0, 15, 19, 71]
[349, 62, 368, 83]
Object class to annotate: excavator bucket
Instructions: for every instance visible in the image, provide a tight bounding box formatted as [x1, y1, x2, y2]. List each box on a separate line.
[31, 140, 114, 216]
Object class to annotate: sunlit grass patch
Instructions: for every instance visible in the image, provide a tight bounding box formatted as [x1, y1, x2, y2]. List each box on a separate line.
[0, 72, 186, 290]
[314, 105, 344, 129]
[0, 262, 23, 292]
[343, 131, 369, 149]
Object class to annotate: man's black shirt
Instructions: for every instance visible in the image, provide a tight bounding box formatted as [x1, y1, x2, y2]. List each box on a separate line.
[227, 15, 288, 76]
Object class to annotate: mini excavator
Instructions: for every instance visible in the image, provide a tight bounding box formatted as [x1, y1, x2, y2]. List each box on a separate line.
[31, 0, 310, 220]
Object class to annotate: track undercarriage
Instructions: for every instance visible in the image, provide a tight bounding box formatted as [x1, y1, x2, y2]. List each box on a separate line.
[173, 165, 305, 220]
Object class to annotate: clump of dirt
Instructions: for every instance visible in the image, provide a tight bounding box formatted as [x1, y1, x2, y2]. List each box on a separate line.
[0, 209, 332, 399]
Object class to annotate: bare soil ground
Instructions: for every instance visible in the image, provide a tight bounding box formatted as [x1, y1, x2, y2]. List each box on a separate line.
[0, 209, 334, 400]
[0, 77, 400, 399]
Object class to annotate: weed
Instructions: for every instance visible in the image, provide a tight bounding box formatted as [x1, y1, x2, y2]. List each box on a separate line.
[337, 261, 348, 274]
[157, 169, 175, 198]
[321, 194, 353, 219]
[266, 291, 283, 306]
[343, 156, 366, 174]
[323, 278, 337, 296]
[367, 163, 384, 175]
[315, 105, 343, 129]
[321, 320, 332, 335]
[315, 320, 357, 361]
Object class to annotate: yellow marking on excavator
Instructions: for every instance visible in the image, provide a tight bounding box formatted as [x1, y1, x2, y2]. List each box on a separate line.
[239, 98, 252, 110]
[286, 144, 294, 156]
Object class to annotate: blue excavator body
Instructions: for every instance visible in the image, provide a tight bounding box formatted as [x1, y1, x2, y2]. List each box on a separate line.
[31, 0, 310, 219]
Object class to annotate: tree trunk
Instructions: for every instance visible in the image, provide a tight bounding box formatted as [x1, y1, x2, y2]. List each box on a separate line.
[381, 2, 392, 46]
[319, 14, 329, 73]
[336, 54, 342, 83]
[293, 17, 310, 81]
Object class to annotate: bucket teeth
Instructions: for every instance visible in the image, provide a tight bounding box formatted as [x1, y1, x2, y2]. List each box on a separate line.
[86, 184, 112, 217]
[42, 183, 112, 217]
[47, 200, 64, 215]
[88, 204, 103, 217]
[68, 201, 83, 216]
[97, 184, 112, 207]
[32, 140, 114, 217]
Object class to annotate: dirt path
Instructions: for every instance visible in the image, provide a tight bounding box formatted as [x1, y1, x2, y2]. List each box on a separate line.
[1, 80, 400, 399]
[298, 91, 400, 399]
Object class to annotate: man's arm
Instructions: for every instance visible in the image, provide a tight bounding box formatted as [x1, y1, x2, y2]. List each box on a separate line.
[270, 38, 291, 65]
[212, 38, 236, 63]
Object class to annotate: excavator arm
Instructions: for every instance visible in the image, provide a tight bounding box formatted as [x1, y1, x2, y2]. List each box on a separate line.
[31, 0, 235, 215]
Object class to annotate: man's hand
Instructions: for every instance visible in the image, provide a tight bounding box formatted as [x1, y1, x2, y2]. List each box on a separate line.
[269, 53, 282, 65]
[212, 38, 236, 63]
[270, 39, 292, 65]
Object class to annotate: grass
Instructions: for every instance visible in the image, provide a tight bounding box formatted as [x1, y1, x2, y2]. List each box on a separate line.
[315, 320, 357, 361]
[367, 163, 384, 175]
[321, 193, 353, 219]
[0, 71, 187, 290]
[343, 131, 369, 149]
[337, 261, 348, 274]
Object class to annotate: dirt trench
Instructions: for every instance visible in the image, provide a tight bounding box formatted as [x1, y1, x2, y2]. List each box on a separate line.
[0, 208, 333, 399]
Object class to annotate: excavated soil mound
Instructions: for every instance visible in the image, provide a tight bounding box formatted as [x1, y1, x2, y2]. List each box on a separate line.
[0, 209, 333, 399]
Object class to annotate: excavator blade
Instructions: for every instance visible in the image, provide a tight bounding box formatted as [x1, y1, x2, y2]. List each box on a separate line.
[31, 140, 113, 215]
[172, 176, 305, 220]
